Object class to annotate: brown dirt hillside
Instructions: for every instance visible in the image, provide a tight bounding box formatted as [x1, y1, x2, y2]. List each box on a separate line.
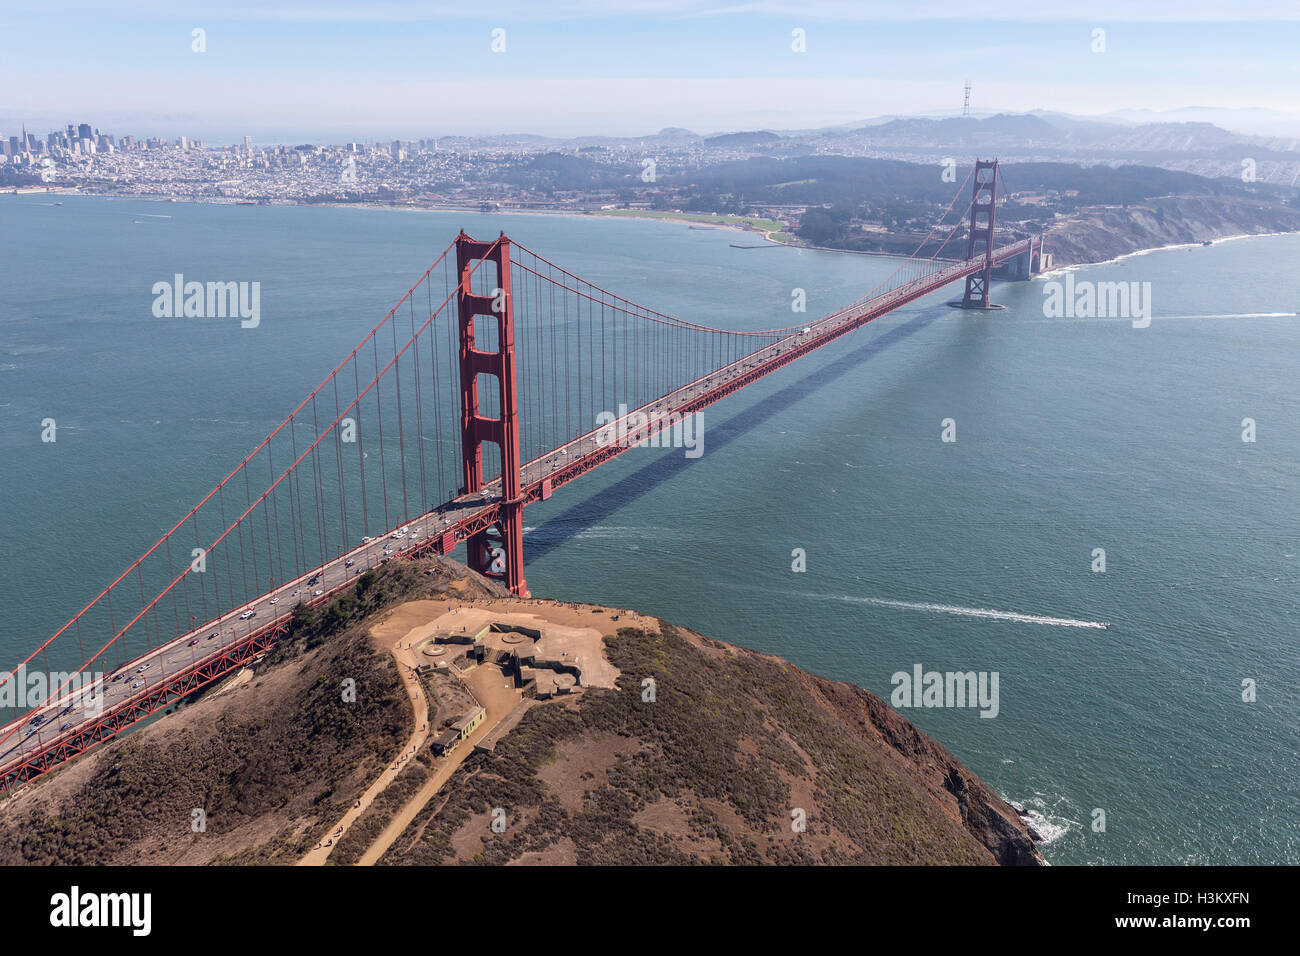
[0, 560, 505, 865]
[0, 558, 1042, 865]
[377, 623, 1043, 866]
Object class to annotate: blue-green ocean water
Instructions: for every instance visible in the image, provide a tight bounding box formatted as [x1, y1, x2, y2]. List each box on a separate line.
[1, 194, 1297, 864]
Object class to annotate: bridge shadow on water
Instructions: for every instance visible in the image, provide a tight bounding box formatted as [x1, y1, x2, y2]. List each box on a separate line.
[523, 305, 950, 562]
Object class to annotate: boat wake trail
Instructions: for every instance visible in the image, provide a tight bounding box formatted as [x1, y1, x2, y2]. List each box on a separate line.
[817, 593, 1109, 629]
[1162, 312, 1299, 320]
[721, 581, 1110, 629]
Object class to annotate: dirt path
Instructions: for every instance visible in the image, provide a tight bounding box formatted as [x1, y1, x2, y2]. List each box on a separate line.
[296, 638, 432, 866]
[356, 664, 521, 865]
[300, 597, 617, 866]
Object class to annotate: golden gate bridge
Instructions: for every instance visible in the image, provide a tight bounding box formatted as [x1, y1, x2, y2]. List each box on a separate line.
[0, 159, 1043, 791]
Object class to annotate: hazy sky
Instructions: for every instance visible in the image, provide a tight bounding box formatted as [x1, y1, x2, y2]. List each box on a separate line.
[4, 1, 1299, 141]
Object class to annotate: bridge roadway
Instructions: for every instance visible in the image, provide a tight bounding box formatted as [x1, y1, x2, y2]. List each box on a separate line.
[0, 240, 1029, 788]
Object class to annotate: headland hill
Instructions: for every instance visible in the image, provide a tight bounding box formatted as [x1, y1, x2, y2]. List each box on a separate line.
[0, 558, 1045, 866]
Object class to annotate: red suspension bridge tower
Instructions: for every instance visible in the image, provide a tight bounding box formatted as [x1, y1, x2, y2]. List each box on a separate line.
[957, 158, 1003, 310]
[455, 231, 528, 596]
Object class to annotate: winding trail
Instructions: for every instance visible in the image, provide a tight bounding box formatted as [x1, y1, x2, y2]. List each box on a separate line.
[356, 663, 521, 865]
[296, 639, 432, 866]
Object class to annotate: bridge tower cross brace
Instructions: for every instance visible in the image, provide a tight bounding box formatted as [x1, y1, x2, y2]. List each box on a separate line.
[960, 158, 999, 309]
[455, 231, 528, 597]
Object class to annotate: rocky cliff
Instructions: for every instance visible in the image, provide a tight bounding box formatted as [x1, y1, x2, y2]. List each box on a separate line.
[1044, 195, 1300, 266]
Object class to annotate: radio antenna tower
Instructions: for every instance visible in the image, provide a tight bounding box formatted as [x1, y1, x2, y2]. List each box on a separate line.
[962, 81, 972, 117]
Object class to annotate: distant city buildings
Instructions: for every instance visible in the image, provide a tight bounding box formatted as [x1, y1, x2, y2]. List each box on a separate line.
[0, 120, 630, 208]
[0, 120, 227, 177]
[0, 120, 818, 231]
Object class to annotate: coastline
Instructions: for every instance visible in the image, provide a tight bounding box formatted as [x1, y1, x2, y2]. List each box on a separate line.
[1036, 229, 1299, 278]
[18, 188, 1298, 270]
[29, 188, 791, 242]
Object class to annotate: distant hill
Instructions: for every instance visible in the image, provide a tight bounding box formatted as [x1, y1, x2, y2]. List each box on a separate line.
[865, 113, 1072, 146]
[664, 155, 1280, 207]
[720, 111, 1300, 181]
[704, 130, 784, 147]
